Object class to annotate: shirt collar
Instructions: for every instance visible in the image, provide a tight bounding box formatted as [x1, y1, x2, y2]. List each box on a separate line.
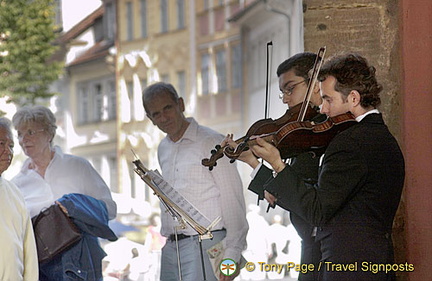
[172, 117, 198, 143]
[355, 109, 380, 122]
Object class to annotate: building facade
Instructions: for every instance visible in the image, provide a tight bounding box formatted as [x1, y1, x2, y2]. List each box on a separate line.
[56, 4, 119, 198]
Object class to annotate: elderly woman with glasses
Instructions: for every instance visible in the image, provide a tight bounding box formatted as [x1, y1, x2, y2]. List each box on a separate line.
[11, 105, 117, 281]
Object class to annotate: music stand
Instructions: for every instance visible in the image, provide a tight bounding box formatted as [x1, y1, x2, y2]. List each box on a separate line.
[132, 154, 220, 281]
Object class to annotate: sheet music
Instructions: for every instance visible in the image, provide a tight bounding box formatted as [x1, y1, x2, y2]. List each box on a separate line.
[148, 169, 212, 229]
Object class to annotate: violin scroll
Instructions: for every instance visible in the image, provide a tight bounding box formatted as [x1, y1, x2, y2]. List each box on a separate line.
[201, 144, 223, 171]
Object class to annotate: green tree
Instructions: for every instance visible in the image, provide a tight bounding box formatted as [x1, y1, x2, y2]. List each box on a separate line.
[0, 0, 63, 106]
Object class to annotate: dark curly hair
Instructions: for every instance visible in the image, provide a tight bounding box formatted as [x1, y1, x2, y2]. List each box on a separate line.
[277, 52, 317, 81]
[318, 53, 382, 108]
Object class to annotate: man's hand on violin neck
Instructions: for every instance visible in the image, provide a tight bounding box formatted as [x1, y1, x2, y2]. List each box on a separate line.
[221, 134, 235, 148]
[222, 134, 260, 168]
[250, 137, 285, 172]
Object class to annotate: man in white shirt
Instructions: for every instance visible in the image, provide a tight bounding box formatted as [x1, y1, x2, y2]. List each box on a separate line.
[142, 82, 248, 281]
[0, 117, 38, 281]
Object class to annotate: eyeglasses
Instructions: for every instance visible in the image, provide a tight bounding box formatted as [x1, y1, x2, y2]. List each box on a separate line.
[279, 80, 306, 99]
[17, 129, 45, 140]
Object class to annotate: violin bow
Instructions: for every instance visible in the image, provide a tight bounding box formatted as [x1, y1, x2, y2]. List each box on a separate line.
[298, 46, 326, 121]
[265, 41, 273, 119]
[265, 41, 276, 212]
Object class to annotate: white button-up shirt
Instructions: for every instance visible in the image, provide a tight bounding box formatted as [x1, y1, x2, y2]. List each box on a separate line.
[12, 146, 117, 219]
[158, 118, 248, 262]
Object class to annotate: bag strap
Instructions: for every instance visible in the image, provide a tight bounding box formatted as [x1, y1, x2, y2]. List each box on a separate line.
[32, 204, 56, 226]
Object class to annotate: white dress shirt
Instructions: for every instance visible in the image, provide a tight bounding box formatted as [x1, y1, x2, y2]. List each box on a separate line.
[355, 109, 380, 122]
[157, 118, 248, 262]
[11, 146, 117, 219]
[0, 177, 38, 281]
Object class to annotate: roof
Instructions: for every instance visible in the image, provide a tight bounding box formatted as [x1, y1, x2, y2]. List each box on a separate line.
[57, 5, 113, 68]
[66, 40, 114, 67]
[59, 5, 104, 44]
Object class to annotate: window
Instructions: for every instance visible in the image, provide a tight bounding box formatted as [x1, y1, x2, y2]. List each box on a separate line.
[94, 84, 103, 122]
[204, 0, 209, 10]
[77, 78, 116, 124]
[129, 163, 137, 198]
[177, 70, 186, 99]
[201, 53, 210, 95]
[108, 80, 116, 120]
[127, 81, 135, 120]
[108, 155, 118, 192]
[140, 0, 147, 38]
[216, 49, 227, 92]
[231, 44, 242, 89]
[78, 86, 89, 124]
[161, 0, 168, 33]
[105, 2, 115, 40]
[177, 0, 185, 29]
[126, 2, 134, 41]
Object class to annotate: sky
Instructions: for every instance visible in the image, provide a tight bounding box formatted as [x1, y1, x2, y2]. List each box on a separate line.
[62, 0, 102, 31]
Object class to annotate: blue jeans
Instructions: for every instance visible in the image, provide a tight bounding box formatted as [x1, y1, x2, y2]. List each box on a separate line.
[160, 230, 226, 281]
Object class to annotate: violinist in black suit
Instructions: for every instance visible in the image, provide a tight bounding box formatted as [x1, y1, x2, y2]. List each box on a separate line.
[224, 52, 326, 281]
[249, 53, 405, 281]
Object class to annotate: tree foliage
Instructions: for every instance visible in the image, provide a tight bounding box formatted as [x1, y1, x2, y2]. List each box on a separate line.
[0, 0, 63, 106]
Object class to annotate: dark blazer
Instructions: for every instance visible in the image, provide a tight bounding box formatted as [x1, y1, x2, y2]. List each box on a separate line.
[249, 147, 323, 281]
[249, 152, 320, 240]
[264, 113, 405, 281]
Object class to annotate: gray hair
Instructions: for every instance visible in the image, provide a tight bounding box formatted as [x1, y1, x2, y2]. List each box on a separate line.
[0, 117, 13, 140]
[12, 106, 57, 142]
[142, 82, 180, 114]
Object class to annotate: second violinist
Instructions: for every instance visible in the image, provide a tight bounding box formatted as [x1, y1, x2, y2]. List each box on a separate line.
[223, 52, 325, 281]
[248, 53, 405, 281]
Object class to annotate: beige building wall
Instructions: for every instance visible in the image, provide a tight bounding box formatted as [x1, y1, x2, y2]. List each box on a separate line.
[116, 0, 193, 211]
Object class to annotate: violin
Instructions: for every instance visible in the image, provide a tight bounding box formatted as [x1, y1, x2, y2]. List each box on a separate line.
[201, 102, 322, 170]
[224, 111, 357, 160]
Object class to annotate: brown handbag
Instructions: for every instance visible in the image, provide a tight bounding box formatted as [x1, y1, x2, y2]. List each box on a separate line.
[32, 203, 82, 263]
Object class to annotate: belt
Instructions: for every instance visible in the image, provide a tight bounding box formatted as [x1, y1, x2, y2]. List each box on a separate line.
[168, 228, 226, 242]
[168, 233, 190, 241]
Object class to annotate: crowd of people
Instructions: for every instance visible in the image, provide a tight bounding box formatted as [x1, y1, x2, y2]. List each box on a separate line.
[0, 51, 404, 281]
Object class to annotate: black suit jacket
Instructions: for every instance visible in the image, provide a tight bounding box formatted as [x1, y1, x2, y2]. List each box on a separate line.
[248, 109, 326, 241]
[264, 113, 405, 281]
[249, 152, 320, 241]
[248, 137, 324, 281]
